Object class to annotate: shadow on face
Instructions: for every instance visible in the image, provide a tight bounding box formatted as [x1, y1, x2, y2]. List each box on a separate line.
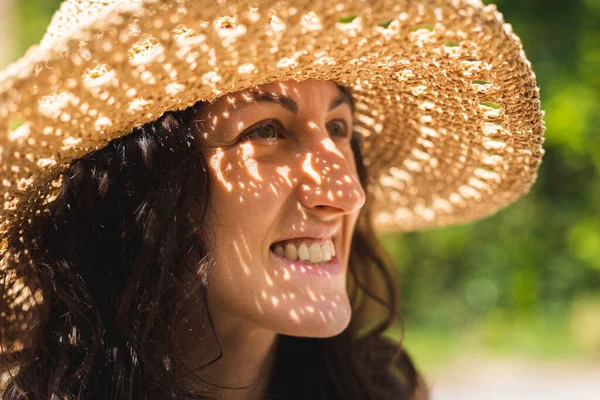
[192, 79, 366, 338]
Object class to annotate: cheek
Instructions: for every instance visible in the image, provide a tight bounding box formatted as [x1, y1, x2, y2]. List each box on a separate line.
[209, 153, 294, 220]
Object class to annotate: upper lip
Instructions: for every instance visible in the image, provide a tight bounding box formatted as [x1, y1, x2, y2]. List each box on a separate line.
[271, 225, 340, 245]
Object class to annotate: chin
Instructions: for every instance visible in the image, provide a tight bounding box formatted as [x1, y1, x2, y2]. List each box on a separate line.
[270, 299, 353, 338]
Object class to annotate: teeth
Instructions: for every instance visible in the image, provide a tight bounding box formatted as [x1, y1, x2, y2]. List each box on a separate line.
[321, 242, 332, 261]
[272, 239, 336, 264]
[298, 244, 309, 261]
[284, 243, 297, 260]
[274, 245, 284, 256]
[309, 243, 322, 263]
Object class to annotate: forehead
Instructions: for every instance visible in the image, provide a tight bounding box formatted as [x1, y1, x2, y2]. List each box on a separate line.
[206, 79, 343, 112]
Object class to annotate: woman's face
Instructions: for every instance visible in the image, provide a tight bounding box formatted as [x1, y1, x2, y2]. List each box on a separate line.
[196, 79, 365, 338]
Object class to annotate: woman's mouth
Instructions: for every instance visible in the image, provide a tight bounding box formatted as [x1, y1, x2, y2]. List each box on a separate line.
[269, 238, 336, 265]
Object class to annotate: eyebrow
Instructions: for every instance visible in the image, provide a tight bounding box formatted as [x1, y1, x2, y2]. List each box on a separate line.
[224, 88, 353, 114]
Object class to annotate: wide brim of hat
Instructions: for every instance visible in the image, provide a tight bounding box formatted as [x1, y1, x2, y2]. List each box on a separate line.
[0, 0, 545, 243]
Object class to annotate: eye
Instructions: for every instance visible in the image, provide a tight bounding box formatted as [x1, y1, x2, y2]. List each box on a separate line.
[239, 120, 284, 143]
[326, 120, 349, 138]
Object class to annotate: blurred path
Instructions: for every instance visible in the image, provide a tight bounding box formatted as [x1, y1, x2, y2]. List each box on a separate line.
[427, 358, 600, 400]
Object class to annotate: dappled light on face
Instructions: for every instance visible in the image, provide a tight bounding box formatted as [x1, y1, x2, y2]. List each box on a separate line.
[200, 80, 364, 336]
[301, 153, 322, 185]
[209, 148, 233, 192]
[321, 138, 344, 158]
[239, 142, 263, 181]
[276, 166, 292, 186]
[232, 241, 251, 275]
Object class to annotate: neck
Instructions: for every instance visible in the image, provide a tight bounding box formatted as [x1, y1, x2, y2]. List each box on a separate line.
[174, 306, 279, 400]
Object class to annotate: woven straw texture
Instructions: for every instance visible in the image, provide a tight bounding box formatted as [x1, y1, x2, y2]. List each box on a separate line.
[0, 0, 544, 355]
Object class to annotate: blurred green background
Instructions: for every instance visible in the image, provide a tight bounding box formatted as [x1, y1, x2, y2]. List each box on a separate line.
[1, 0, 599, 379]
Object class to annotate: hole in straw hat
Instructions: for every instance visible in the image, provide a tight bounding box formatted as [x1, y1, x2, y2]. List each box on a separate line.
[412, 24, 434, 32]
[479, 101, 501, 110]
[378, 19, 393, 28]
[8, 120, 24, 132]
[338, 15, 357, 24]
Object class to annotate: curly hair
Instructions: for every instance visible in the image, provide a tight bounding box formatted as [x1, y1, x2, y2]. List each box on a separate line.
[0, 90, 426, 399]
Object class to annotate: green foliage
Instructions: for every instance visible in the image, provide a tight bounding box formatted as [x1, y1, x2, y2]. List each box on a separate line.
[382, 0, 600, 361]
[15, 0, 63, 56]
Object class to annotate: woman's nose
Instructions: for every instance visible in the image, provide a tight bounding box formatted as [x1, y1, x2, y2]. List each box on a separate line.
[294, 138, 366, 218]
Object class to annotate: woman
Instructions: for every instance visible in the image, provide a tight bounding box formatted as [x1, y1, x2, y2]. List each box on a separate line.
[0, 0, 545, 399]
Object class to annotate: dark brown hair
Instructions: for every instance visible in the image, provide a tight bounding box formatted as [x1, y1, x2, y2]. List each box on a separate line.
[0, 90, 426, 399]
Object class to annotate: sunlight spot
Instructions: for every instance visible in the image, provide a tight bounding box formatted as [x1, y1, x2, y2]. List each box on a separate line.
[261, 290, 267, 299]
[302, 153, 322, 184]
[306, 306, 315, 313]
[300, 266, 306, 273]
[264, 271, 274, 286]
[237, 63, 255, 74]
[289, 292, 296, 299]
[300, 309, 306, 316]
[273, 270, 279, 276]
[327, 191, 334, 201]
[330, 301, 338, 308]
[241, 234, 253, 260]
[296, 202, 308, 219]
[254, 298, 264, 314]
[241, 142, 263, 181]
[276, 166, 292, 186]
[283, 268, 291, 281]
[308, 121, 319, 130]
[269, 183, 278, 195]
[307, 287, 318, 301]
[282, 293, 287, 300]
[337, 190, 343, 197]
[328, 310, 334, 320]
[209, 148, 233, 191]
[300, 11, 322, 31]
[321, 138, 344, 157]
[319, 310, 327, 322]
[333, 163, 340, 170]
[290, 264, 296, 271]
[277, 82, 290, 97]
[233, 241, 250, 275]
[271, 296, 279, 307]
[343, 175, 352, 183]
[290, 309, 301, 323]
[237, 121, 245, 130]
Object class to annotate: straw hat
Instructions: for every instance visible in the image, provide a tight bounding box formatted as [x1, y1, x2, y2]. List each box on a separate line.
[0, 0, 545, 356]
[0, 0, 546, 237]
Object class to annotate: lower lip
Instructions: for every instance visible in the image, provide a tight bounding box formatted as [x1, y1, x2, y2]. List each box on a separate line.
[269, 250, 345, 277]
